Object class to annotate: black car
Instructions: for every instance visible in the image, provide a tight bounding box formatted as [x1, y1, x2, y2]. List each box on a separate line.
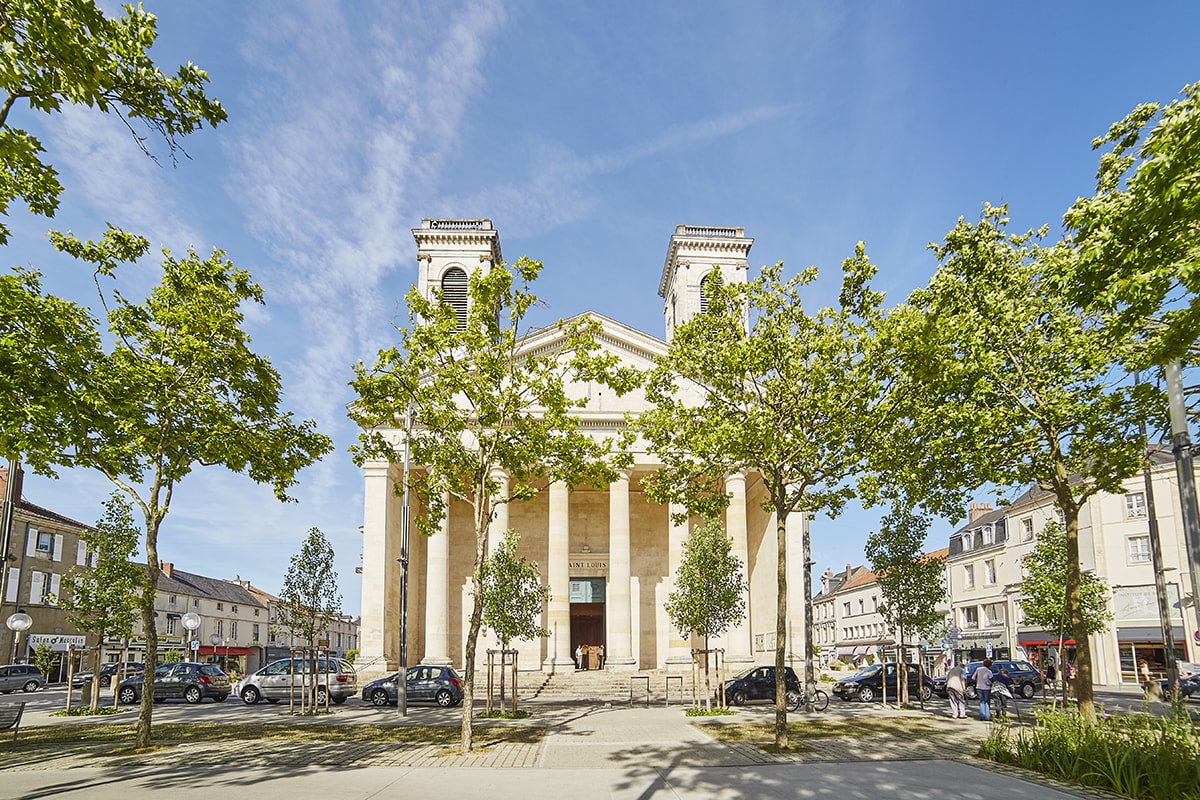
[118, 662, 231, 705]
[722, 665, 800, 706]
[938, 660, 1042, 700]
[73, 661, 144, 688]
[362, 665, 464, 707]
[832, 662, 934, 702]
[1159, 674, 1199, 700]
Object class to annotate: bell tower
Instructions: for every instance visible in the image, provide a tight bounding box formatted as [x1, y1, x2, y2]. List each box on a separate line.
[412, 219, 503, 329]
[658, 225, 753, 340]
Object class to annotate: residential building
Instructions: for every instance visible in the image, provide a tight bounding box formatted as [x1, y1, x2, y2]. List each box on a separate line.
[357, 220, 811, 680]
[945, 451, 1197, 685]
[248, 584, 359, 662]
[812, 563, 870, 665]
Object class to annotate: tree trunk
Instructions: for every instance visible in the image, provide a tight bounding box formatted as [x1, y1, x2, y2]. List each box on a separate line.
[136, 519, 161, 749]
[89, 634, 103, 714]
[774, 498, 788, 748]
[802, 520, 815, 713]
[1064, 506, 1096, 722]
[460, 497, 492, 753]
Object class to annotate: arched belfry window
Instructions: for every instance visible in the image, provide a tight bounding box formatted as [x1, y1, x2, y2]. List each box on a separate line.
[441, 267, 468, 330]
[699, 272, 724, 314]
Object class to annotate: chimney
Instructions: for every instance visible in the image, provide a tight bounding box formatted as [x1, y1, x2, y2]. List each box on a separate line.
[968, 503, 992, 523]
[161, 561, 174, 578]
[0, 462, 24, 507]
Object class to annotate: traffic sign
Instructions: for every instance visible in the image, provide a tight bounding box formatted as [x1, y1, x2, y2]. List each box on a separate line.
[190, 640, 199, 651]
[985, 642, 993, 658]
[947, 626, 962, 639]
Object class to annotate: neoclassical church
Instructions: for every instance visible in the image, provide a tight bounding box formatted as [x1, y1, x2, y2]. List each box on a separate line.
[357, 220, 810, 677]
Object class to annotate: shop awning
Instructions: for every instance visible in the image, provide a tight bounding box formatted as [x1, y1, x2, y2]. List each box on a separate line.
[836, 646, 856, 656]
[853, 645, 871, 655]
[1018, 629, 1076, 646]
[1117, 626, 1186, 644]
[196, 646, 253, 656]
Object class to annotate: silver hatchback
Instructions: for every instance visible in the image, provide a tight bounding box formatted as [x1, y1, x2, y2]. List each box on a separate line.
[236, 657, 357, 705]
[0, 664, 45, 693]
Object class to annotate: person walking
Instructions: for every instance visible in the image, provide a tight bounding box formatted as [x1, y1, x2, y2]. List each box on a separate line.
[574, 644, 583, 670]
[975, 659, 995, 721]
[946, 663, 967, 719]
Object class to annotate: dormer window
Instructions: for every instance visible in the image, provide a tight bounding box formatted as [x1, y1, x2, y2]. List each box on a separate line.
[982, 525, 994, 545]
[961, 532, 973, 552]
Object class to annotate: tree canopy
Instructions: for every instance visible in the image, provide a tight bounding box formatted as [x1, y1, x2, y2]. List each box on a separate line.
[278, 527, 343, 651]
[664, 518, 746, 643]
[638, 251, 887, 745]
[481, 529, 550, 649]
[350, 257, 633, 752]
[0, 0, 226, 242]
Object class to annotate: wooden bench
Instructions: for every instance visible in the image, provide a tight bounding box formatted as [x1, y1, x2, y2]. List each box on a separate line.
[0, 702, 26, 744]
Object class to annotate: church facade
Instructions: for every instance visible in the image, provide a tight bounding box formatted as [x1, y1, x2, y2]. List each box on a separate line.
[356, 220, 809, 678]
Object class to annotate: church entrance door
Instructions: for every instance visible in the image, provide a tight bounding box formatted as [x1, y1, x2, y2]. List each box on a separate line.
[569, 578, 605, 669]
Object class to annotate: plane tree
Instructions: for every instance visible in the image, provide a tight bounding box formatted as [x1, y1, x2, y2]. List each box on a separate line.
[637, 249, 888, 748]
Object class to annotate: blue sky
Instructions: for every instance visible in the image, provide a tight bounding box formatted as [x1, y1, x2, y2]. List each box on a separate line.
[8, 1, 1200, 616]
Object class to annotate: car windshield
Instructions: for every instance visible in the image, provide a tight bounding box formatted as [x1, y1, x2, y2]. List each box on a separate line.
[851, 664, 882, 678]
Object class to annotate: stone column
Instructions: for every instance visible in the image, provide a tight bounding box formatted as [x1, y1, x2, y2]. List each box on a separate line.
[359, 460, 398, 675]
[606, 471, 636, 669]
[724, 472, 754, 667]
[666, 501, 693, 666]
[422, 491, 451, 666]
[544, 480, 574, 671]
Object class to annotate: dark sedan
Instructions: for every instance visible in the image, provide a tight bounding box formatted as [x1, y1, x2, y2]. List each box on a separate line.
[118, 662, 231, 705]
[833, 662, 934, 702]
[1159, 674, 1199, 700]
[931, 660, 1043, 700]
[722, 665, 800, 706]
[362, 665, 464, 707]
[73, 662, 144, 688]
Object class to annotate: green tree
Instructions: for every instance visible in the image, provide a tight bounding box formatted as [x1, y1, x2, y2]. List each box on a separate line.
[637, 252, 887, 747]
[876, 205, 1157, 722]
[277, 527, 343, 652]
[32, 642, 55, 682]
[350, 257, 633, 753]
[0, 0, 225, 243]
[864, 507, 946, 706]
[1020, 520, 1111, 688]
[1, 230, 331, 747]
[55, 492, 142, 713]
[664, 518, 746, 710]
[1063, 81, 1200, 366]
[481, 529, 549, 711]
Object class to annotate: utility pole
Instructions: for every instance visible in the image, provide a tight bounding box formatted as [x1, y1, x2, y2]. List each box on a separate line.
[1166, 361, 1200, 660]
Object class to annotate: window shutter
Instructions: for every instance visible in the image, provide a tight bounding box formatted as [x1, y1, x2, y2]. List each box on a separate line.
[441, 268, 468, 330]
[77, 541, 88, 566]
[4, 568, 17, 603]
[25, 527, 38, 556]
[48, 573, 61, 603]
[29, 571, 43, 604]
[52, 534, 63, 561]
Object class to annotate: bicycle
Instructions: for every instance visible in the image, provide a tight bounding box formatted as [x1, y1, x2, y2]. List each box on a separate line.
[785, 686, 829, 712]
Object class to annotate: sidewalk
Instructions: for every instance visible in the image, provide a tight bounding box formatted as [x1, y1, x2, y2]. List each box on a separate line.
[0, 695, 1121, 800]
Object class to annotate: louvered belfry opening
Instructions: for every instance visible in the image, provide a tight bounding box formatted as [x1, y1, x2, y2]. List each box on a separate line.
[699, 272, 724, 314]
[441, 267, 468, 330]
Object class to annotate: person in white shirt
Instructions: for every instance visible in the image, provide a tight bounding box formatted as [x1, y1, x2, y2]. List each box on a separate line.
[945, 664, 967, 719]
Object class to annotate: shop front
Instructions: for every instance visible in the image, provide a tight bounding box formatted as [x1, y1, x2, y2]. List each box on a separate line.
[1116, 625, 1189, 684]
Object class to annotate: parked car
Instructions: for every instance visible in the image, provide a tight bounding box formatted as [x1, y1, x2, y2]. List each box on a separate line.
[1159, 674, 1199, 700]
[362, 665, 465, 707]
[118, 662, 231, 704]
[73, 662, 145, 688]
[941, 660, 1042, 700]
[235, 657, 358, 705]
[721, 665, 801, 706]
[832, 662, 933, 702]
[0, 664, 45, 693]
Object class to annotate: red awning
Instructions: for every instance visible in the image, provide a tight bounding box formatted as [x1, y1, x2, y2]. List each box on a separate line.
[196, 646, 253, 656]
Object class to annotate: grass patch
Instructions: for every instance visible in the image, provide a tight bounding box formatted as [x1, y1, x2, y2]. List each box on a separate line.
[51, 706, 123, 717]
[13, 722, 546, 749]
[686, 707, 735, 717]
[980, 707, 1200, 800]
[701, 716, 940, 743]
[478, 709, 532, 719]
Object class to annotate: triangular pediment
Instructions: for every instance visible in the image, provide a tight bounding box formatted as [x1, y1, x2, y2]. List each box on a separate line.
[515, 311, 667, 371]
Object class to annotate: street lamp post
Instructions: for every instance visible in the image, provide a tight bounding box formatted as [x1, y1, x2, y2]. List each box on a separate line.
[6, 612, 32, 664]
[181, 612, 201, 660]
[210, 634, 220, 665]
[397, 405, 414, 716]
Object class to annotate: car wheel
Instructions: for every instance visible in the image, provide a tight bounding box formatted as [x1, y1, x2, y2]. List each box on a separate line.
[100, 676, 111, 688]
[332, 695, 347, 705]
[920, 685, 933, 701]
[1020, 683, 1036, 699]
[371, 689, 391, 707]
[730, 689, 747, 706]
[22, 680, 39, 693]
[119, 686, 138, 705]
[436, 689, 454, 707]
[316, 688, 329, 706]
[267, 698, 279, 704]
[965, 686, 978, 700]
[241, 686, 262, 705]
[858, 686, 875, 702]
[184, 685, 203, 704]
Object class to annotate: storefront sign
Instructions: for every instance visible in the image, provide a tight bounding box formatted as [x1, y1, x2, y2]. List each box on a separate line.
[28, 634, 86, 652]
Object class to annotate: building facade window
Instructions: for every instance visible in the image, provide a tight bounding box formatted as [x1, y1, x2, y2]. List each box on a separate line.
[964, 564, 975, 589]
[166, 616, 178, 635]
[1125, 492, 1147, 518]
[35, 530, 52, 552]
[1021, 517, 1034, 541]
[985, 559, 996, 585]
[216, 603, 224, 611]
[963, 606, 979, 628]
[215, 619, 223, 638]
[1128, 535, 1151, 563]
[843, 602, 851, 616]
[169, 595, 177, 606]
[984, 603, 1006, 626]
[441, 267, 469, 330]
[253, 624, 260, 641]
[192, 598, 200, 608]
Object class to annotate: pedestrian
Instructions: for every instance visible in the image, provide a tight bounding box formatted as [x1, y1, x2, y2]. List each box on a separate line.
[946, 663, 967, 719]
[1045, 660, 1056, 684]
[975, 658, 995, 721]
[598, 644, 605, 669]
[1139, 660, 1151, 685]
[992, 667, 1014, 717]
[574, 644, 582, 670]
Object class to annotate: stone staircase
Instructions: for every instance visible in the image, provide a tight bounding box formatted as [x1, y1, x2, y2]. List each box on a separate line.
[472, 668, 703, 705]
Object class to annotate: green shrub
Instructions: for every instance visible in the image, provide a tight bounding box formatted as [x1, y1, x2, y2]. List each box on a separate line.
[980, 706, 1200, 800]
[686, 706, 734, 717]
